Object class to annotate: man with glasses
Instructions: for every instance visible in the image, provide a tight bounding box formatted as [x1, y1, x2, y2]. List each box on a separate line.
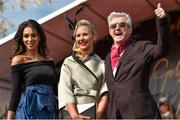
[105, 3, 170, 119]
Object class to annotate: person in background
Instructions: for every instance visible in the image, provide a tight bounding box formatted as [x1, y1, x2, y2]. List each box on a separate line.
[159, 96, 175, 119]
[58, 19, 108, 120]
[105, 3, 170, 119]
[7, 19, 58, 119]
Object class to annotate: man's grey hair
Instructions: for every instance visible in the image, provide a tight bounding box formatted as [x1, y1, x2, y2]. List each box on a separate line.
[107, 12, 132, 28]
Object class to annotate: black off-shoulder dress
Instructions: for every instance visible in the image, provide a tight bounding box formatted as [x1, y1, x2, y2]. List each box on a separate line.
[8, 60, 58, 119]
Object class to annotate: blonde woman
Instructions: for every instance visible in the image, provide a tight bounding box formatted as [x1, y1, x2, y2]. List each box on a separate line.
[58, 19, 108, 119]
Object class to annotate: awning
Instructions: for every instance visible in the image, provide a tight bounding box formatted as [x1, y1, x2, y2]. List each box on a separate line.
[0, 0, 180, 82]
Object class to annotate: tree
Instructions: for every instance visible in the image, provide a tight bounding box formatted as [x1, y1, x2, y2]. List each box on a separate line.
[0, 0, 52, 38]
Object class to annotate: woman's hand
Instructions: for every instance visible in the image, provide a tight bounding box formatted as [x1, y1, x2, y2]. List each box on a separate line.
[72, 114, 90, 120]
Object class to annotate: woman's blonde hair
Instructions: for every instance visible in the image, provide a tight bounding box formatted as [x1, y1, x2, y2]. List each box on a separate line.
[72, 19, 96, 59]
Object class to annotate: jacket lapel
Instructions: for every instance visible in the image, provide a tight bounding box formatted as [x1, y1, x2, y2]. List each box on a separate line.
[115, 40, 136, 78]
[107, 53, 114, 78]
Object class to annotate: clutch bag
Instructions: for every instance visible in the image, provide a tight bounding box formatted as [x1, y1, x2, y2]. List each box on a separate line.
[59, 103, 96, 119]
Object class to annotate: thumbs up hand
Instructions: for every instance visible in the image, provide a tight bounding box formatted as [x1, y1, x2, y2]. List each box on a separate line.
[154, 3, 166, 19]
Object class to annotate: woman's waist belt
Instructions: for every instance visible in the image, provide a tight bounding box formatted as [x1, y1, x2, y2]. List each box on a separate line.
[73, 88, 97, 97]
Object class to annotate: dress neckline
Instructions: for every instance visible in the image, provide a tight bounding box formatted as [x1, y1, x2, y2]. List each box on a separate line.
[11, 60, 53, 68]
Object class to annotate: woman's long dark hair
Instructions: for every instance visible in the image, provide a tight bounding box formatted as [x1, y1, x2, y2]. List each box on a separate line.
[12, 19, 48, 57]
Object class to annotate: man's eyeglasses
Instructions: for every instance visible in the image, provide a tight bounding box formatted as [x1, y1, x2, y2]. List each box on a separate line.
[109, 22, 127, 29]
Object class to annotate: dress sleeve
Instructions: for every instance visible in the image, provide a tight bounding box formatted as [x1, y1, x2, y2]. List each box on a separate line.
[98, 61, 108, 97]
[8, 66, 24, 112]
[58, 61, 75, 108]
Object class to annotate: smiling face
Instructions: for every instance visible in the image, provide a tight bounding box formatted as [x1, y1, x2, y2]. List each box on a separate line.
[109, 16, 132, 46]
[23, 26, 40, 52]
[75, 25, 94, 52]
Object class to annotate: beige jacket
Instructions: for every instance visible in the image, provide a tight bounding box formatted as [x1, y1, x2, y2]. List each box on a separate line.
[58, 54, 108, 109]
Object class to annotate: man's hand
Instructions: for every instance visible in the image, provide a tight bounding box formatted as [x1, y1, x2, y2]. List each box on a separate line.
[154, 3, 166, 19]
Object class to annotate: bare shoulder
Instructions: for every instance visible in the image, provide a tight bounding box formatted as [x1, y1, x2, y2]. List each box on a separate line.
[11, 55, 26, 66]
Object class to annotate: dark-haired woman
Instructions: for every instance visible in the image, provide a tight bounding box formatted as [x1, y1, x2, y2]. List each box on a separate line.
[7, 19, 58, 119]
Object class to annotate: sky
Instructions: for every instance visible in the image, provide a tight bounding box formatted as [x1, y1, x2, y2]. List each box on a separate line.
[1, 0, 74, 38]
